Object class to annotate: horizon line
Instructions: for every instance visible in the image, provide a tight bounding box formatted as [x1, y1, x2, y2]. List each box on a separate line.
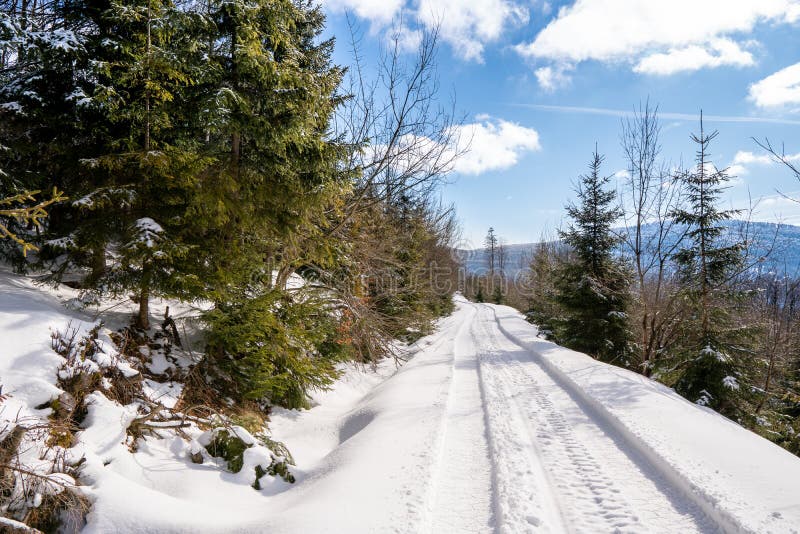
[461, 216, 800, 247]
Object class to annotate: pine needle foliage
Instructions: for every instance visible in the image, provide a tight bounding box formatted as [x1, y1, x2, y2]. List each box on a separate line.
[0, 0, 459, 416]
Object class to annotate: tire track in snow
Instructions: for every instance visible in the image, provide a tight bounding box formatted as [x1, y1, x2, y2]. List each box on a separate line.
[470, 303, 566, 534]
[477, 304, 641, 533]
[427, 303, 495, 533]
[495, 357, 643, 533]
[481, 305, 719, 534]
[397, 309, 477, 531]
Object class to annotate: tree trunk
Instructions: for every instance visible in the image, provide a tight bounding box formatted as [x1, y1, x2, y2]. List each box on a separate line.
[136, 275, 151, 330]
[755, 328, 780, 414]
[87, 245, 106, 285]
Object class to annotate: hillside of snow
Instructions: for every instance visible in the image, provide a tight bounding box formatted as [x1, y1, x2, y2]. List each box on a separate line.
[1, 269, 800, 532]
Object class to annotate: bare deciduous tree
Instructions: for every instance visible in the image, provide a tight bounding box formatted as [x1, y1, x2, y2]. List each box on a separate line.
[754, 137, 800, 183]
[331, 19, 463, 233]
[498, 238, 508, 279]
[278, 17, 464, 364]
[749, 270, 800, 415]
[619, 101, 686, 374]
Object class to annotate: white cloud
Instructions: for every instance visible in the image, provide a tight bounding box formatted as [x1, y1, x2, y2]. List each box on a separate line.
[515, 0, 800, 86]
[727, 150, 800, 176]
[727, 164, 749, 177]
[369, 116, 540, 177]
[535, 64, 572, 92]
[452, 116, 541, 175]
[749, 192, 800, 225]
[392, 24, 423, 52]
[518, 0, 797, 62]
[749, 62, 800, 108]
[323, 0, 528, 62]
[728, 151, 767, 177]
[634, 39, 754, 75]
[417, 0, 528, 61]
[733, 151, 774, 165]
[323, 0, 405, 25]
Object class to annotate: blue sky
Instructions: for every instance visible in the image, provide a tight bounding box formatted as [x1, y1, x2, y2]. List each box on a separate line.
[320, 0, 800, 246]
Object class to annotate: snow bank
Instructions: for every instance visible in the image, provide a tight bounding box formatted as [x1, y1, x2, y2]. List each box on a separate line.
[0, 269, 278, 533]
[490, 303, 800, 534]
[269, 357, 400, 471]
[0, 266, 461, 533]
[0, 269, 106, 528]
[251, 309, 471, 533]
[0, 270, 87, 413]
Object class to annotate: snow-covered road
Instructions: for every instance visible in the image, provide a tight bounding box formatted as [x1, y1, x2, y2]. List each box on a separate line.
[266, 297, 800, 534]
[423, 301, 713, 534]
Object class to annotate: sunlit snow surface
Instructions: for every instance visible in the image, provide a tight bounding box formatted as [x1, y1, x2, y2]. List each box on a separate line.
[2, 271, 799, 533]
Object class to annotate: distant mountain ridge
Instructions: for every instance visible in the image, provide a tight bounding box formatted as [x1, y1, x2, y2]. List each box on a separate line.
[458, 221, 800, 278]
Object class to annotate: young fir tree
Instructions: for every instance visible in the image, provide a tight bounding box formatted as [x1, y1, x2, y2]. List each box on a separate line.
[14, 0, 204, 328]
[484, 227, 504, 303]
[203, 288, 347, 409]
[474, 282, 485, 303]
[555, 148, 632, 364]
[90, 0, 206, 329]
[525, 240, 562, 338]
[492, 283, 504, 305]
[670, 115, 747, 415]
[1, 0, 202, 321]
[484, 227, 497, 277]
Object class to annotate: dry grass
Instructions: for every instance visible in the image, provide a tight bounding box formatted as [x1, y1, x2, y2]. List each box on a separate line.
[0, 419, 89, 533]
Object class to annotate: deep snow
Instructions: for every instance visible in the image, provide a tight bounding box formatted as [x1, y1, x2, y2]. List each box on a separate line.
[2, 271, 800, 533]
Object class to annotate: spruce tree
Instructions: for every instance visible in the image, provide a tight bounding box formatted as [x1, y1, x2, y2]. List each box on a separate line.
[525, 240, 562, 338]
[0, 3, 98, 267]
[475, 282, 485, 303]
[203, 289, 347, 409]
[555, 148, 632, 363]
[179, 0, 347, 298]
[98, 0, 206, 329]
[670, 114, 746, 414]
[0, 0, 200, 318]
[484, 227, 497, 277]
[188, 0, 350, 406]
[492, 284, 504, 305]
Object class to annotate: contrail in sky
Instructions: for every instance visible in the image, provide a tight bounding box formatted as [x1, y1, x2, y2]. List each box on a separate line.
[513, 104, 800, 126]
